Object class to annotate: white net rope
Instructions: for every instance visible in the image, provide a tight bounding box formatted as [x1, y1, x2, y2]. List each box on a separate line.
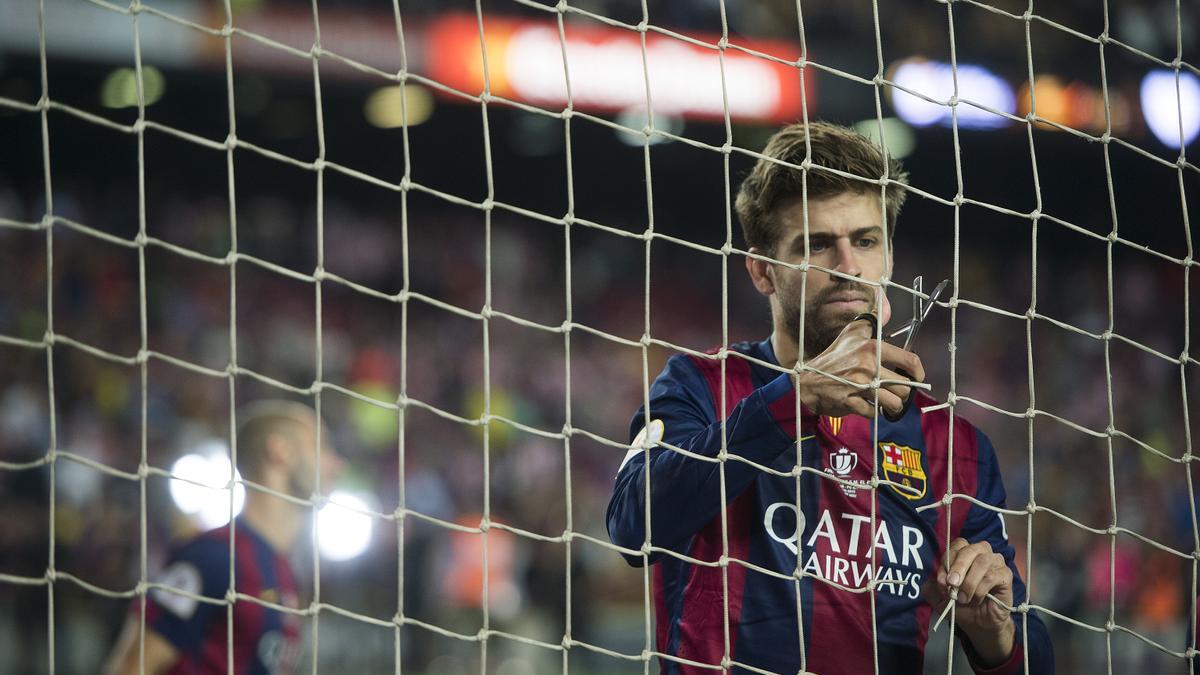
[0, 0, 1196, 673]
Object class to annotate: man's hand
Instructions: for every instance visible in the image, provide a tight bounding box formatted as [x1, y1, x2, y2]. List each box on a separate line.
[797, 293, 925, 418]
[927, 538, 1016, 667]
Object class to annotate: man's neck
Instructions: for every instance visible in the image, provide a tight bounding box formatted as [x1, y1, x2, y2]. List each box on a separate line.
[770, 329, 806, 371]
[240, 494, 303, 554]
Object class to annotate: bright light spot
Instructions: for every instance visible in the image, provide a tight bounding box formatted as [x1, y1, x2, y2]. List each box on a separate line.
[364, 84, 433, 128]
[169, 442, 244, 530]
[317, 491, 374, 561]
[1140, 69, 1200, 148]
[614, 106, 683, 147]
[852, 117, 916, 159]
[100, 67, 165, 109]
[889, 58, 1014, 130]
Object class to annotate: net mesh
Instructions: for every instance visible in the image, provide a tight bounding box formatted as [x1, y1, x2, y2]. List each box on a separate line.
[0, 0, 1197, 672]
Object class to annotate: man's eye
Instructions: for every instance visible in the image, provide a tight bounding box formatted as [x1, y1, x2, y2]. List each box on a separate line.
[806, 242, 828, 253]
[856, 238, 877, 248]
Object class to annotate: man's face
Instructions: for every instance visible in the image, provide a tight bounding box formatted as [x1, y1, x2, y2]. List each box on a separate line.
[767, 191, 892, 355]
[287, 420, 343, 499]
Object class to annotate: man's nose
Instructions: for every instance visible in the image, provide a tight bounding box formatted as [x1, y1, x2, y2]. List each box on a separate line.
[833, 239, 862, 277]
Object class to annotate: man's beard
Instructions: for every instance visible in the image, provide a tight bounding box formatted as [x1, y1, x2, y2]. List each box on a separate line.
[778, 280, 876, 357]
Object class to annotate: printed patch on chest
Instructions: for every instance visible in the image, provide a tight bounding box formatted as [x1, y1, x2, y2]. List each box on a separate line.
[825, 447, 869, 499]
[880, 442, 927, 500]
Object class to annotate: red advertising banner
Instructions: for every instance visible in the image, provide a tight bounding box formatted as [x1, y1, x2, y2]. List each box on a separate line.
[425, 14, 812, 123]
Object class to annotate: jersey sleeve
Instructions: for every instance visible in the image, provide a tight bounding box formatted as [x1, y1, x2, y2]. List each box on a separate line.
[141, 534, 230, 653]
[958, 429, 1055, 674]
[605, 354, 815, 566]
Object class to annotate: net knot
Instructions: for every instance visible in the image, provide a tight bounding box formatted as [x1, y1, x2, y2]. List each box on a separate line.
[1103, 620, 1115, 632]
[219, 24, 233, 38]
[639, 333, 652, 347]
[137, 461, 150, 479]
[481, 198, 495, 211]
[1024, 407, 1035, 419]
[224, 133, 237, 150]
[635, 20, 648, 33]
[132, 119, 146, 134]
[945, 391, 957, 405]
[1101, 330, 1113, 341]
[399, 177, 411, 192]
[45, 568, 57, 583]
[1028, 208, 1041, 220]
[1180, 452, 1193, 464]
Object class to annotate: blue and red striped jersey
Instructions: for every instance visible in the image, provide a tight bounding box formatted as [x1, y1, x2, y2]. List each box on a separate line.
[607, 338, 1053, 674]
[137, 518, 302, 675]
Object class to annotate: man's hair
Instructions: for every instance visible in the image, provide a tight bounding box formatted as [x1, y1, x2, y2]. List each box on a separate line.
[735, 121, 910, 255]
[235, 400, 316, 481]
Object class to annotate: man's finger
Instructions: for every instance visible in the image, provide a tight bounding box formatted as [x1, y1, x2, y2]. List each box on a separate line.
[956, 552, 998, 605]
[938, 538, 973, 585]
[858, 386, 905, 417]
[878, 342, 926, 384]
[946, 545, 987, 588]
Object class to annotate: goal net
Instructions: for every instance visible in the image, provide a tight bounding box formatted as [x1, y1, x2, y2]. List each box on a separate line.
[0, 0, 1196, 673]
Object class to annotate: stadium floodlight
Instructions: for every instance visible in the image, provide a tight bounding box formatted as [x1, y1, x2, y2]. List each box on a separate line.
[100, 66, 165, 109]
[168, 441, 246, 530]
[364, 84, 434, 129]
[1140, 69, 1200, 148]
[316, 490, 374, 561]
[889, 58, 1014, 130]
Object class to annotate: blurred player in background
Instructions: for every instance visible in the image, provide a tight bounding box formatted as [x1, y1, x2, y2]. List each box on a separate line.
[103, 400, 343, 675]
[607, 122, 1053, 673]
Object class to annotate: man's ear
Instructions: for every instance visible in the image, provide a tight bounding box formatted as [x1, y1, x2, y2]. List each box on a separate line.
[746, 247, 775, 296]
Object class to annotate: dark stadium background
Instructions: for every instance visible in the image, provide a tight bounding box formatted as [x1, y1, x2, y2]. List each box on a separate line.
[1, 0, 1198, 672]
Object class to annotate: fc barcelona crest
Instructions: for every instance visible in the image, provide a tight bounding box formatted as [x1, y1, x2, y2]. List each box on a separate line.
[880, 442, 927, 500]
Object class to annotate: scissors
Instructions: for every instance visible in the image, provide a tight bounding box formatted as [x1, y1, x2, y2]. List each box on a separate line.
[882, 276, 950, 421]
